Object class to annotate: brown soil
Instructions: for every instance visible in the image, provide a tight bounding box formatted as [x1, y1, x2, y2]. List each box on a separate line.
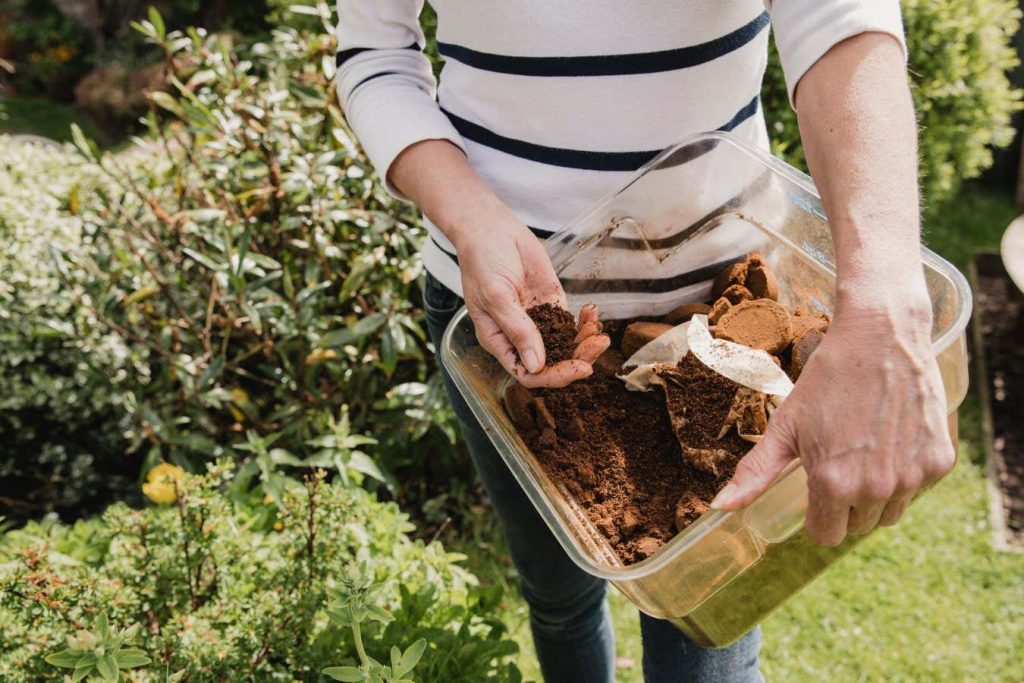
[974, 255, 1024, 545]
[527, 303, 578, 365]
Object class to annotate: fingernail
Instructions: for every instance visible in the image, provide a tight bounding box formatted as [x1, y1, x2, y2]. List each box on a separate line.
[710, 483, 738, 510]
[522, 349, 542, 374]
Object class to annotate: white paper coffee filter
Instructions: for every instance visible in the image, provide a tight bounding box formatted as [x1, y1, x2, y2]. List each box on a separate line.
[619, 315, 794, 398]
[619, 322, 692, 390]
[687, 315, 793, 397]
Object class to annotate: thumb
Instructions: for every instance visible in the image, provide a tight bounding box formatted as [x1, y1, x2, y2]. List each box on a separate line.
[711, 421, 796, 511]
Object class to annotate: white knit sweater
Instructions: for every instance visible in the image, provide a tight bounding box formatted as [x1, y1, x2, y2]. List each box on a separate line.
[334, 1, 906, 296]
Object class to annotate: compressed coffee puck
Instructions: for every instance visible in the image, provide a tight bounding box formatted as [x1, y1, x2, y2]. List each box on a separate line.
[722, 284, 755, 305]
[708, 297, 732, 324]
[622, 321, 674, 357]
[789, 328, 825, 379]
[715, 299, 792, 354]
[663, 302, 712, 325]
[711, 261, 748, 299]
[789, 312, 830, 339]
[745, 262, 780, 300]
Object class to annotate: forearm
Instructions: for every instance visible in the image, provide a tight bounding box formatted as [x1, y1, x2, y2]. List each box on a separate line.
[388, 139, 520, 250]
[795, 32, 929, 322]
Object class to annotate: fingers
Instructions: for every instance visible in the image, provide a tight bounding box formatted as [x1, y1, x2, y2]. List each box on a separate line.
[517, 360, 594, 389]
[473, 312, 522, 377]
[711, 422, 795, 511]
[878, 495, 911, 527]
[847, 502, 886, 536]
[579, 303, 599, 326]
[574, 321, 603, 343]
[573, 334, 611, 363]
[805, 489, 851, 546]
[479, 284, 546, 374]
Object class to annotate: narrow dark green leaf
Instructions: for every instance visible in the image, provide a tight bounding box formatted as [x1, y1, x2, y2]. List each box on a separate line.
[322, 666, 365, 682]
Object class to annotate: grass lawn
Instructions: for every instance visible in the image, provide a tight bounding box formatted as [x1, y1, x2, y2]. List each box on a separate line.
[450, 185, 1024, 682]
[0, 95, 105, 144]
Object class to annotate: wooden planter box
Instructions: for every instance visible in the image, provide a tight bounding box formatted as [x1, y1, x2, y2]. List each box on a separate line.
[969, 251, 1024, 553]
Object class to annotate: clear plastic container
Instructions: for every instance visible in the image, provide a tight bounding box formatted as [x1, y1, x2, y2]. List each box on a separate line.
[439, 131, 971, 647]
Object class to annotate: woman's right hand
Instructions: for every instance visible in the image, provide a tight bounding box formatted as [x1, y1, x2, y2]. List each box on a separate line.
[388, 139, 607, 387]
[454, 207, 609, 388]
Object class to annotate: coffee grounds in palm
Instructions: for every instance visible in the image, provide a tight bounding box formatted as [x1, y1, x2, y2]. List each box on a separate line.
[527, 303, 578, 365]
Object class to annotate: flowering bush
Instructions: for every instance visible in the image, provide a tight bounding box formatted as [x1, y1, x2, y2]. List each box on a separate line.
[0, 136, 143, 524]
[0, 463, 520, 681]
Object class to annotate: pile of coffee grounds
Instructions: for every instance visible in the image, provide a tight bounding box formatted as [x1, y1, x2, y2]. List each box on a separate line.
[524, 368, 729, 564]
[658, 354, 748, 456]
[527, 303, 578, 365]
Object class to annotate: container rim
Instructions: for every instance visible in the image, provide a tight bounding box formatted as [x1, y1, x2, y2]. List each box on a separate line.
[438, 130, 973, 580]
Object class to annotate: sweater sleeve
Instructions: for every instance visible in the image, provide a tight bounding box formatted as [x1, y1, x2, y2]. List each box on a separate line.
[767, 0, 907, 108]
[334, 0, 465, 197]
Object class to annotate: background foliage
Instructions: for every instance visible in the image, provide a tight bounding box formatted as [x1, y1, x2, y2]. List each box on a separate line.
[759, 0, 1023, 204]
[55, 16, 464, 509]
[0, 136, 141, 523]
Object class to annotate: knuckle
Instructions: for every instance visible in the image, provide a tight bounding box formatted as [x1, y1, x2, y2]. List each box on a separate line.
[858, 475, 895, 503]
[812, 467, 856, 501]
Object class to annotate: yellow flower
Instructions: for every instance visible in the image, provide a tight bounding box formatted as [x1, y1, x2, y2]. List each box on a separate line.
[273, 521, 284, 531]
[142, 463, 186, 504]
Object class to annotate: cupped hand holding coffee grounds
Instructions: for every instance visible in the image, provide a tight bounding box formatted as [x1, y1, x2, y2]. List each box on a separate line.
[515, 303, 611, 388]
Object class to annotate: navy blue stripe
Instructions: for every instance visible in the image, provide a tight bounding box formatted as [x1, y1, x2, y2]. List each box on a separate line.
[561, 257, 740, 295]
[437, 12, 768, 77]
[351, 71, 399, 93]
[336, 42, 419, 69]
[441, 95, 759, 171]
[432, 235, 734, 296]
[431, 225, 554, 264]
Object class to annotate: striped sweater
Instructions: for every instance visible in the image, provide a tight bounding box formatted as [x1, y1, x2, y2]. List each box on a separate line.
[334, 1, 906, 297]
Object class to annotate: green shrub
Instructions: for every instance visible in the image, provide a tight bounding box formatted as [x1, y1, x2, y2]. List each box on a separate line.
[52, 15, 463, 505]
[0, 136, 142, 524]
[0, 463, 520, 681]
[762, 0, 1023, 204]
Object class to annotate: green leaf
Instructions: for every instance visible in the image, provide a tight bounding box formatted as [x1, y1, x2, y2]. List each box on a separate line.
[182, 248, 226, 272]
[148, 7, 166, 38]
[71, 660, 93, 682]
[115, 648, 152, 668]
[296, 280, 332, 305]
[148, 91, 185, 117]
[197, 355, 226, 391]
[323, 666, 365, 682]
[364, 604, 394, 624]
[397, 639, 426, 677]
[45, 649, 82, 668]
[321, 313, 386, 347]
[95, 613, 110, 639]
[123, 284, 160, 306]
[70, 124, 101, 162]
[96, 653, 119, 681]
[348, 452, 386, 483]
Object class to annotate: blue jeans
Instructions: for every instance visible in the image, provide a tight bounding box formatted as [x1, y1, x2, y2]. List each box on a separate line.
[423, 273, 762, 683]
